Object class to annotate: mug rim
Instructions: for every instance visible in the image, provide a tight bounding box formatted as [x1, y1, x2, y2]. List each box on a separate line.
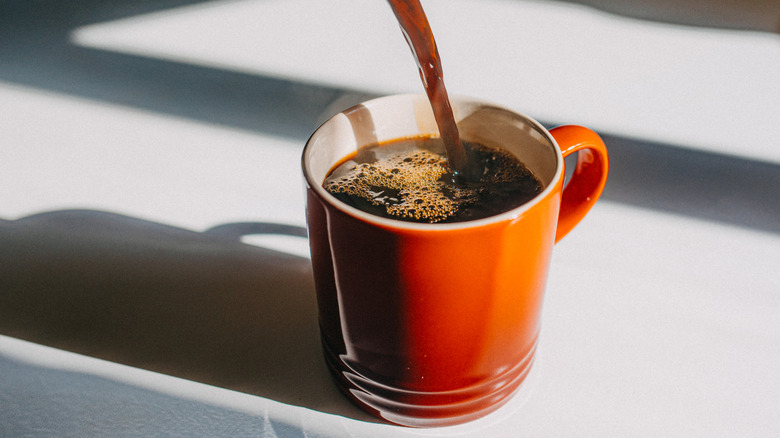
[302, 93, 564, 232]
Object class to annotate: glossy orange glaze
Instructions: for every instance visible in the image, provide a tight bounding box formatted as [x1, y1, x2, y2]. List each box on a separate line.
[303, 96, 608, 427]
[551, 125, 610, 242]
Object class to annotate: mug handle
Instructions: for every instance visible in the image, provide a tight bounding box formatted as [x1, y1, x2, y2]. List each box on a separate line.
[550, 125, 609, 243]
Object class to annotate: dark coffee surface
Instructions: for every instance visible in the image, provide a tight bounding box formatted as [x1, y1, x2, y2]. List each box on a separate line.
[324, 137, 543, 223]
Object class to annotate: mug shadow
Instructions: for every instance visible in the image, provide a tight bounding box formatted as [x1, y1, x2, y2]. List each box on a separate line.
[0, 209, 376, 422]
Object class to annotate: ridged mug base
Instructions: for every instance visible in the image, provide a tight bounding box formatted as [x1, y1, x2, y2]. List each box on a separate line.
[322, 339, 537, 428]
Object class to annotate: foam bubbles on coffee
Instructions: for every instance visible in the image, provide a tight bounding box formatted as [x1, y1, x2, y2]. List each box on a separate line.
[324, 137, 543, 224]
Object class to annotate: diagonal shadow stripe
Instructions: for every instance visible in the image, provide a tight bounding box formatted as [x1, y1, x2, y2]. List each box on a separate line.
[0, 42, 378, 141]
[0, 0, 215, 29]
[595, 133, 780, 234]
[0, 352, 309, 437]
[0, 0, 379, 140]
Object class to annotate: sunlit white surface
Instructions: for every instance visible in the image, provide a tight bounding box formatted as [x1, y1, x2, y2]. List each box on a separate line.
[0, 82, 304, 233]
[71, 0, 780, 163]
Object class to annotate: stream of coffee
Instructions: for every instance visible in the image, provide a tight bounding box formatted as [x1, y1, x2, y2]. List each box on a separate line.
[386, 0, 468, 175]
[322, 1, 544, 224]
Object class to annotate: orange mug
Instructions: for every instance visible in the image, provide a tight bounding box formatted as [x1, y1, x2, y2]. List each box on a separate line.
[302, 94, 608, 427]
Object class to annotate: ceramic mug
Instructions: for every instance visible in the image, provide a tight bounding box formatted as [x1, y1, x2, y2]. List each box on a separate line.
[302, 94, 608, 427]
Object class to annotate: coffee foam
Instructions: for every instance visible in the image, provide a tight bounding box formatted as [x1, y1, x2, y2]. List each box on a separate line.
[324, 138, 543, 224]
[324, 149, 470, 222]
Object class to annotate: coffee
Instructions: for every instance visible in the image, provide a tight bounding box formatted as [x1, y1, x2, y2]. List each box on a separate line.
[387, 0, 468, 175]
[323, 136, 543, 223]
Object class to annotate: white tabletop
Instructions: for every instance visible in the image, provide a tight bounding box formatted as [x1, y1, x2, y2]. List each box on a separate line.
[2, 0, 779, 436]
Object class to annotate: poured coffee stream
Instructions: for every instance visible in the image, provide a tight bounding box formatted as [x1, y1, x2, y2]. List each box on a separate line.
[322, 1, 544, 224]
[387, 0, 469, 176]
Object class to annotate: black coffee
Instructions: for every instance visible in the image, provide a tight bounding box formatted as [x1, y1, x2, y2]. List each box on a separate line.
[323, 136, 543, 224]
[387, 0, 468, 175]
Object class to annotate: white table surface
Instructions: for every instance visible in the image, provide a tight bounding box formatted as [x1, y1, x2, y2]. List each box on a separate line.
[2, 0, 779, 436]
